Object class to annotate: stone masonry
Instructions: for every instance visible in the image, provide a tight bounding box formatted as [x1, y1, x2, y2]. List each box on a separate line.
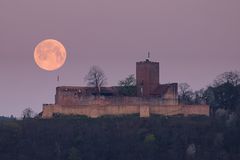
[41, 58, 209, 118]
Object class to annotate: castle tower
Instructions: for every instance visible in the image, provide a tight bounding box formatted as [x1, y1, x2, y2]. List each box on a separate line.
[136, 59, 159, 96]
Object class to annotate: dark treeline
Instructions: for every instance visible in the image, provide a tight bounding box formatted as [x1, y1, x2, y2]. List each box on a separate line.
[178, 71, 240, 113]
[0, 115, 240, 160]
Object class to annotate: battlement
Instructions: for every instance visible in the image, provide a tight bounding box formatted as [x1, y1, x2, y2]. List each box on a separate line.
[136, 59, 159, 64]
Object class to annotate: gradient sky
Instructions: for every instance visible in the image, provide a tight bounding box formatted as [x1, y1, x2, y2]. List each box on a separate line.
[0, 0, 240, 116]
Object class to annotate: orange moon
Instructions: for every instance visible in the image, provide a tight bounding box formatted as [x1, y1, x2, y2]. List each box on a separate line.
[34, 39, 67, 71]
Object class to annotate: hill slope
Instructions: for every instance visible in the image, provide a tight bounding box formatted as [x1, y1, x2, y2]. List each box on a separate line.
[0, 115, 239, 160]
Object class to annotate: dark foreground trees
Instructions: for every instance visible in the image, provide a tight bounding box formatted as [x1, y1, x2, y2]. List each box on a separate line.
[206, 71, 240, 112]
[0, 115, 240, 160]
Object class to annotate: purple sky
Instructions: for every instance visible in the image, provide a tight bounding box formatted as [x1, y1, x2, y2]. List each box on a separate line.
[0, 0, 240, 116]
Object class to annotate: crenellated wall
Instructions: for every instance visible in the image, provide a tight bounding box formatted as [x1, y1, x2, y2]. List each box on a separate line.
[42, 104, 209, 118]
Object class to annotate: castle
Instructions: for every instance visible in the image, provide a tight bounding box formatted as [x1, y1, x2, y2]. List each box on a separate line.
[42, 58, 209, 118]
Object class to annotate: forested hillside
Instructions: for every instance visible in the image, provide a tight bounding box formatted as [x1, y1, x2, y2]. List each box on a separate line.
[0, 115, 240, 160]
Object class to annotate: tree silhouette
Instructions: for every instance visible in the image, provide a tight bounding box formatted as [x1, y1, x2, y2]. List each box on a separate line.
[118, 74, 137, 96]
[178, 83, 193, 104]
[84, 65, 107, 95]
[22, 107, 34, 119]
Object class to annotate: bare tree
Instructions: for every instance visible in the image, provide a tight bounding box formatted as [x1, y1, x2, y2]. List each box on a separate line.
[22, 107, 34, 119]
[84, 65, 107, 95]
[213, 71, 240, 87]
[178, 83, 194, 104]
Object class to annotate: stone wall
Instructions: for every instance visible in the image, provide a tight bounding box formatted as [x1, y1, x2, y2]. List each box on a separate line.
[56, 95, 178, 106]
[42, 104, 209, 118]
[162, 83, 178, 100]
[150, 105, 209, 116]
[42, 104, 139, 118]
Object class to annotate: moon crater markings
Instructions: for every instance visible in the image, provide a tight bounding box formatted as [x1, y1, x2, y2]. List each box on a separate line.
[34, 39, 67, 71]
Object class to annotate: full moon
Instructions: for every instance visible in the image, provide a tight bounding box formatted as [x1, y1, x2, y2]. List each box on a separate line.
[34, 39, 67, 71]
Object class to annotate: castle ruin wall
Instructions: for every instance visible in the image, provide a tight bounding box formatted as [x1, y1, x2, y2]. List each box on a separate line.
[42, 104, 209, 118]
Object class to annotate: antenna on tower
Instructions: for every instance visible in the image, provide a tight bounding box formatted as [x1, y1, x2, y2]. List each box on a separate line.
[146, 51, 150, 61]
